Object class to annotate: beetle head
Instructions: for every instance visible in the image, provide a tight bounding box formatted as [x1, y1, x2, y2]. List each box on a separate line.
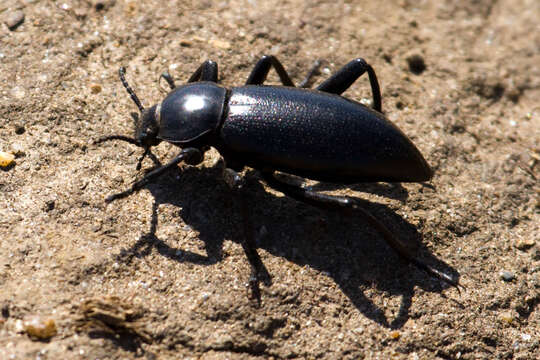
[135, 104, 161, 148]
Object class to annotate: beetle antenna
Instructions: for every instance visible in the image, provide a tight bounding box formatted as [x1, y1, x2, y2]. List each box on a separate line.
[119, 67, 145, 112]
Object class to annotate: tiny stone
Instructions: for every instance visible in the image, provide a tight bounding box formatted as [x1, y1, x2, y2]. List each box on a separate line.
[10, 142, 25, 156]
[0, 151, 15, 167]
[500, 270, 515, 281]
[44, 200, 55, 212]
[179, 39, 193, 47]
[1, 304, 9, 318]
[24, 317, 57, 340]
[89, 83, 102, 94]
[406, 54, 426, 75]
[14, 125, 25, 135]
[14, 319, 24, 333]
[209, 39, 231, 50]
[5, 10, 25, 31]
[93, 1, 112, 11]
[73, 7, 88, 19]
[516, 238, 535, 250]
[213, 334, 233, 350]
[498, 311, 514, 324]
[11, 86, 26, 99]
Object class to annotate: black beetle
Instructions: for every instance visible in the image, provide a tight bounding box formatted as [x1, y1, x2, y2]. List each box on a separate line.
[96, 55, 459, 302]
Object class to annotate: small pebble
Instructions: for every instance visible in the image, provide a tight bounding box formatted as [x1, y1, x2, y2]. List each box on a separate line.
[24, 317, 57, 340]
[93, 0, 114, 11]
[389, 330, 400, 339]
[498, 311, 514, 324]
[44, 200, 55, 212]
[209, 39, 231, 50]
[11, 142, 25, 156]
[179, 39, 193, 47]
[14, 124, 25, 135]
[500, 270, 515, 281]
[10, 86, 26, 99]
[213, 334, 233, 350]
[516, 238, 535, 250]
[406, 54, 426, 75]
[0, 151, 15, 167]
[5, 10, 25, 31]
[89, 83, 102, 94]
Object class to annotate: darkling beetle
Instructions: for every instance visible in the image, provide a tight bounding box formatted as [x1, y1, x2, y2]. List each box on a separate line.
[96, 55, 459, 302]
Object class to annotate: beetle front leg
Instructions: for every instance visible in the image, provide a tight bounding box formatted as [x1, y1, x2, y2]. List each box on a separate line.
[222, 168, 270, 305]
[105, 147, 203, 203]
[160, 60, 218, 90]
[317, 58, 382, 112]
[188, 60, 218, 82]
[160, 72, 176, 90]
[261, 172, 460, 289]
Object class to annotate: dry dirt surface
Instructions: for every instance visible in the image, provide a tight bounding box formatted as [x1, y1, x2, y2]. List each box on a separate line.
[1, 0, 539, 359]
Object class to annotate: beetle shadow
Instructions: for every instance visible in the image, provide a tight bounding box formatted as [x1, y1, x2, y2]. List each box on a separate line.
[115, 163, 459, 330]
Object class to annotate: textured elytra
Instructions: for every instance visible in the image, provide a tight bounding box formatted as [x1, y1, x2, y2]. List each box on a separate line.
[220, 86, 431, 182]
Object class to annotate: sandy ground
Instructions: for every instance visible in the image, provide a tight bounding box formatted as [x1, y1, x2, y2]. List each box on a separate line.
[0, 0, 539, 359]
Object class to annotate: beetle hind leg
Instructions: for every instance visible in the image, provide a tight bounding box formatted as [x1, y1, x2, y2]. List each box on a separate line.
[316, 58, 382, 112]
[261, 172, 460, 290]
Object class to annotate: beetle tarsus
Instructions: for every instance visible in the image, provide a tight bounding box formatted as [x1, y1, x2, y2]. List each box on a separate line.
[248, 273, 262, 306]
[410, 259, 463, 293]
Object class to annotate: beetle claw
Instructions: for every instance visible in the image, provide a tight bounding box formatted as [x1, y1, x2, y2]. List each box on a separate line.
[248, 274, 262, 306]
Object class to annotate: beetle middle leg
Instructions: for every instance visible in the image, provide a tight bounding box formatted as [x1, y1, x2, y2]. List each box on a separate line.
[246, 55, 322, 88]
[261, 172, 460, 289]
[317, 58, 382, 112]
[222, 168, 270, 305]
